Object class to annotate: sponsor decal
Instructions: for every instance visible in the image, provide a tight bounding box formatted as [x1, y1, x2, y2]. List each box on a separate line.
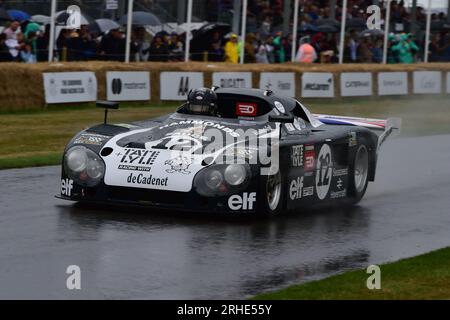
[43, 72, 97, 104]
[413, 71, 441, 94]
[348, 132, 357, 147]
[290, 177, 314, 200]
[127, 173, 169, 186]
[303, 186, 314, 197]
[330, 189, 347, 199]
[74, 133, 109, 146]
[289, 176, 304, 200]
[378, 72, 408, 96]
[212, 72, 252, 89]
[107, 72, 150, 101]
[111, 78, 122, 95]
[333, 168, 348, 177]
[61, 178, 74, 197]
[165, 155, 192, 174]
[159, 120, 240, 138]
[345, 81, 370, 88]
[116, 148, 160, 172]
[274, 101, 286, 114]
[260, 72, 295, 96]
[291, 145, 304, 167]
[293, 118, 304, 131]
[160, 72, 204, 100]
[315, 144, 333, 200]
[228, 192, 256, 210]
[304, 82, 331, 90]
[302, 73, 334, 98]
[178, 76, 189, 96]
[236, 102, 257, 117]
[304, 145, 315, 171]
[341, 72, 372, 97]
[285, 123, 295, 132]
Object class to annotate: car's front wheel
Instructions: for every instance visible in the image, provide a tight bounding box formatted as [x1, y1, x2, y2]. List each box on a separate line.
[348, 141, 370, 204]
[259, 170, 284, 216]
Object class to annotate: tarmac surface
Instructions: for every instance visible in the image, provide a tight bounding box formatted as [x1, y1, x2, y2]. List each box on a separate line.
[1, 135, 450, 299]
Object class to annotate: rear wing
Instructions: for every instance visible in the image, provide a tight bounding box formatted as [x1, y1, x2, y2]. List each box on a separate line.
[313, 114, 402, 149]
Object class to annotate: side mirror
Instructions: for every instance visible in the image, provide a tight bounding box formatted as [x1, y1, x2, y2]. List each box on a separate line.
[269, 114, 294, 123]
[96, 100, 119, 110]
[96, 100, 119, 124]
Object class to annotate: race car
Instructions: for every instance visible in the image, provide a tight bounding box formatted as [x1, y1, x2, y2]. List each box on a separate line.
[57, 87, 400, 215]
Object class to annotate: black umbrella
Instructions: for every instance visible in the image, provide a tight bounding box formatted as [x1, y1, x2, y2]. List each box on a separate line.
[359, 29, 384, 37]
[0, 8, 11, 21]
[119, 11, 162, 26]
[316, 24, 339, 33]
[346, 18, 366, 30]
[314, 18, 340, 28]
[89, 18, 120, 34]
[190, 22, 231, 61]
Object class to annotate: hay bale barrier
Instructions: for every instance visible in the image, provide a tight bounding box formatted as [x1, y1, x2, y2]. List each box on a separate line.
[0, 62, 449, 112]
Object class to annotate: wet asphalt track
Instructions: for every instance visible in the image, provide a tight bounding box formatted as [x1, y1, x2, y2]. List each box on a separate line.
[1, 134, 450, 299]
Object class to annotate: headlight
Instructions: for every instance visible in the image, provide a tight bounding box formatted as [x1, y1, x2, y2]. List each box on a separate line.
[64, 146, 105, 186]
[194, 164, 251, 197]
[205, 170, 223, 189]
[66, 147, 88, 172]
[224, 164, 247, 186]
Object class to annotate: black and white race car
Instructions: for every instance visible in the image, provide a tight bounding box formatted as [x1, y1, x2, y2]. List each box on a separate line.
[58, 87, 400, 215]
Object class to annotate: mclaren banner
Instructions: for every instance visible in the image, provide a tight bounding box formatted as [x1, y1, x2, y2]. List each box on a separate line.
[106, 71, 151, 101]
[301, 73, 334, 98]
[43, 72, 97, 104]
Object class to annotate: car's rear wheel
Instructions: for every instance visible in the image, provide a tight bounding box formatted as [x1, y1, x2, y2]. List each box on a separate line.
[260, 170, 284, 216]
[348, 141, 370, 204]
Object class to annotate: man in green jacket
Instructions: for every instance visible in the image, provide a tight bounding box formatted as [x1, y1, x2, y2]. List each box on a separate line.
[391, 33, 419, 63]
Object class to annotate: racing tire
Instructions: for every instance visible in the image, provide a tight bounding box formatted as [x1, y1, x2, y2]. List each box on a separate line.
[259, 170, 285, 216]
[348, 140, 370, 204]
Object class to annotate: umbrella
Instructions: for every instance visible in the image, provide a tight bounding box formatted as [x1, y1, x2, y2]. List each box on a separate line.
[0, 8, 11, 21]
[119, 11, 162, 26]
[89, 18, 120, 34]
[316, 24, 339, 33]
[190, 22, 231, 60]
[7, 9, 31, 22]
[55, 10, 93, 26]
[359, 29, 384, 37]
[299, 23, 318, 33]
[314, 18, 340, 27]
[31, 15, 51, 25]
[346, 18, 366, 30]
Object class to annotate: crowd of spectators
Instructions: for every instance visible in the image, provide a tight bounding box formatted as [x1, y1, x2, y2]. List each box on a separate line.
[0, 0, 449, 63]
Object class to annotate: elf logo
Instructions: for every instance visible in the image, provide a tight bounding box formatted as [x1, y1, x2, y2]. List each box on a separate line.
[61, 178, 74, 197]
[228, 192, 256, 211]
[289, 176, 304, 200]
[236, 102, 257, 117]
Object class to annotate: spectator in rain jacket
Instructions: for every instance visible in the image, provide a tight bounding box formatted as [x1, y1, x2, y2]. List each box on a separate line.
[295, 36, 317, 63]
[272, 31, 285, 63]
[391, 34, 418, 63]
[224, 33, 239, 63]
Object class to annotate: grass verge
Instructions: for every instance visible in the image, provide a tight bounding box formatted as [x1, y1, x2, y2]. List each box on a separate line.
[253, 247, 450, 300]
[1, 96, 450, 170]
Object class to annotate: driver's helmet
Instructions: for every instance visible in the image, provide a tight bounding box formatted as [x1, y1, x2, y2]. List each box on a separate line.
[186, 88, 218, 115]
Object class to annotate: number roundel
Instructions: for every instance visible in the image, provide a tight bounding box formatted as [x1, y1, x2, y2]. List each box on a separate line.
[315, 144, 333, 200]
